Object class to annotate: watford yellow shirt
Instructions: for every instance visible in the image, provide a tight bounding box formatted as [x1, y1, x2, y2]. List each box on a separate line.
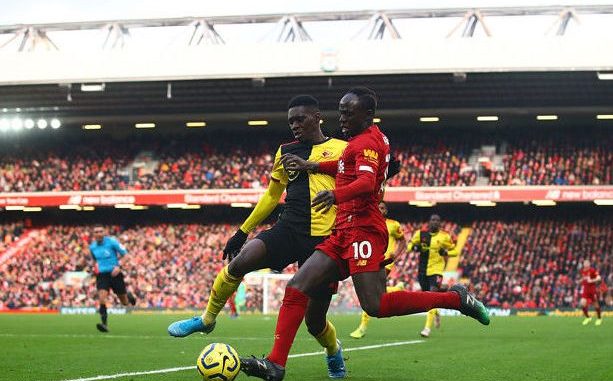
[384, 218, 404, 271]
[409, 229, 456, 276]
[270, 138, 347, 236]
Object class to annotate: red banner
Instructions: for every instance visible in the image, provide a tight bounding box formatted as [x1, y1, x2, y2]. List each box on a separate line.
[0, 186, 611, 207]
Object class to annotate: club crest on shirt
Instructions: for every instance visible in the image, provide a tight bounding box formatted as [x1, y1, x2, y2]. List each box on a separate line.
[287, 169, 300, 182]
[338, 159, 345, 174]
[321, 150, 332, 158]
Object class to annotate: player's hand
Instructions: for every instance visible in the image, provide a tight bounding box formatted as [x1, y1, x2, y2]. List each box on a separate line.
[111, 266, 121, 277]
[280, 154, 315, 172]
[223, 229, 248, 261]
[380, 257, 394, 268]
[386, 155, 401, 180]
[439, 248, 448, 257]
[312, 190, 336, 213]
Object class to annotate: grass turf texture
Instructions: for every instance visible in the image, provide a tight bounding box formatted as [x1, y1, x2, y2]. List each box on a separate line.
[0, 314, 611, 381]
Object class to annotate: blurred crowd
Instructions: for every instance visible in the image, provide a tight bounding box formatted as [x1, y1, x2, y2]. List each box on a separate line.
[1, 219, 610, 311]
[489, 139, 612, 186]
[1, 133, 611, 192]
[461, 219, 612, 309]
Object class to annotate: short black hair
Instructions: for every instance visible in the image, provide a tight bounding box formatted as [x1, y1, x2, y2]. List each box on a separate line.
[347, 86, 378, 112]
[287, 95, 319, 110]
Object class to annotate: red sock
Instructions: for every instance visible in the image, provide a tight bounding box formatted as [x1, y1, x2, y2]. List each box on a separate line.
[582, 306, 589, 318]
[267, 287, 309, 367]
[596, 307, 601, 319]
[228, 298, 237, 315]
[379, 291, 461, 317]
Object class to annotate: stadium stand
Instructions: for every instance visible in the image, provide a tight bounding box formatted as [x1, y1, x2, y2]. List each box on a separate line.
[1, 218, 610, 310]
[0, 132, 611, 191]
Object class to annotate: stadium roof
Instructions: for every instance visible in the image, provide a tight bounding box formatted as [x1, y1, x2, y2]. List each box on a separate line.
[1, 71, 612, 128]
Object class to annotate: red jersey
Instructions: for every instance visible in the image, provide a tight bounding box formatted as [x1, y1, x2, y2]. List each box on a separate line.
[581, 267, 599, 294]
[333, 125, 390, 230]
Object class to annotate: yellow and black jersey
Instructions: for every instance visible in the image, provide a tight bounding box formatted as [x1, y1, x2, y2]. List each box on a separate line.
[409, 229, 456, 276]
[384, 218, 404, 271]
[271, 138, 347, 236]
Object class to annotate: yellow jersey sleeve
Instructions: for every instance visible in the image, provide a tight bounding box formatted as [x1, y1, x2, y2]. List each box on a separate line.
[442, 233, 458, 257]
[408, 230, 420, 250]
[390, 220, 404, 239]
[270, 147, 288, 185]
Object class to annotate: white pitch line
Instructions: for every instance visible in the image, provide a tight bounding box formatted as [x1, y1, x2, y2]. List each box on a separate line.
[0, 333, 274, 340]
[60, 340, 424, 381]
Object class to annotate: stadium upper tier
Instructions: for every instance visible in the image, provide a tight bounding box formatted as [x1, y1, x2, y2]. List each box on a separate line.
[0, 132, 611, 192]
[0, 216, 610, 310]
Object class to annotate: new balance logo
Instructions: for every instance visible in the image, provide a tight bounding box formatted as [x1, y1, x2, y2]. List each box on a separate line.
[466, 295, 477, 306]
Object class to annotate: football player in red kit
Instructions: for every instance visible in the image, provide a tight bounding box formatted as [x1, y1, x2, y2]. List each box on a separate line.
[580, 259, 603, 326]
[239, 87, 490, 380]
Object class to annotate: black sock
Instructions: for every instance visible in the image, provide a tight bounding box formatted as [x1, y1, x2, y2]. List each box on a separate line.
[127, 293, 136, 306]
[99, 304, 108, 325]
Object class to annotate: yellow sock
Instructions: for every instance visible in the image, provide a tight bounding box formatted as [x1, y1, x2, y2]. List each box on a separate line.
[425, 309, 436, 330]
[386, 286, 403, 293]
[315, 320, 339, 356]
[359, 311, 370, 330]
[202, 266, 242, 325]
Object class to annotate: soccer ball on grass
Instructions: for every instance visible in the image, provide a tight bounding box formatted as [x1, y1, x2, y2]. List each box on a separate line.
[196, 343, 241, 381]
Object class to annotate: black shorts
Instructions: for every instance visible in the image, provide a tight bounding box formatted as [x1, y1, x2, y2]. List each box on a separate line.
[96, 272, 127, 295]
[256, 223, 326, 272]
[418, 274, 443, 292]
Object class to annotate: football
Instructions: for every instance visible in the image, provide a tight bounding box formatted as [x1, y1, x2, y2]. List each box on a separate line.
[196, 343, 241, 381]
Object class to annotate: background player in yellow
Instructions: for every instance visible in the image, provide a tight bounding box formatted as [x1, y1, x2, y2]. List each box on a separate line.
[409, 214, 457, 338]
[350, 202, 407, 339]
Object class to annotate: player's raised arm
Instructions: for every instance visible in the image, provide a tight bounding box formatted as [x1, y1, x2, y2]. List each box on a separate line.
[223, 147, 287, 260]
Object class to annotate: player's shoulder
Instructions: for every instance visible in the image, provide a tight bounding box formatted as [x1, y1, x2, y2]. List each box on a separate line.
[325, 138, 348, 149]
[279, 140, 305, 155]
[386, 218, 400, 226]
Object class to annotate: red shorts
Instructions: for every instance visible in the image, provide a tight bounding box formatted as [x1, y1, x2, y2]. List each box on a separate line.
[582, 290, 598, 304]
[316, 226, 388, 280]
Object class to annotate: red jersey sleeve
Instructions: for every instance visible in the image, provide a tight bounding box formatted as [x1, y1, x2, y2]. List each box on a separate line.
[318, 160, 338, 176]
[333, 138, 380, 203]
[353, 140, 381, 177]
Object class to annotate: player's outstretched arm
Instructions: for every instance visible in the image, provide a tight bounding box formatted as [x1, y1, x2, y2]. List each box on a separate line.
[224, 179, 285, 259]
[223, 177, 286, 260]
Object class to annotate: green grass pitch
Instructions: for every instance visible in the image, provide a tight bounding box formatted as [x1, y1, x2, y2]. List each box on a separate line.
[0, 313, 611, 381]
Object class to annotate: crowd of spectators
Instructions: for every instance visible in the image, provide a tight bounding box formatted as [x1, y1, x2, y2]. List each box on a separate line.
[2, 217, 609, 311]
[461, 218, 612, 309]
[489, 138, 612, 186]
[1, 133, 611, 192]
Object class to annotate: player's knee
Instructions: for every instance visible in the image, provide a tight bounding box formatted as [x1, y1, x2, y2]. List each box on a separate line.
[227, 260, 244, 278]
[305, 316, 326, 337]
[287, 277, 313, 296]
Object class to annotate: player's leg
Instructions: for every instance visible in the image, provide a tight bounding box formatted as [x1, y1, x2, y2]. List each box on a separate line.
[353, 270, 489, 325]
[305, 293, 346, 379]
[241, 250, 340, 380]
[350, 283, 404, 339]
[113, 273, 136, 306]
[593, 297, 602, 326]
[580, 297, 592, 325]
[228, 294, 238, 318]
[418, 274, 433, 337]
[350, 310, 370, 339]
[422, 275, 443, 337]
[97, 288, 109, 332]
[168, 238, 268, 337]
